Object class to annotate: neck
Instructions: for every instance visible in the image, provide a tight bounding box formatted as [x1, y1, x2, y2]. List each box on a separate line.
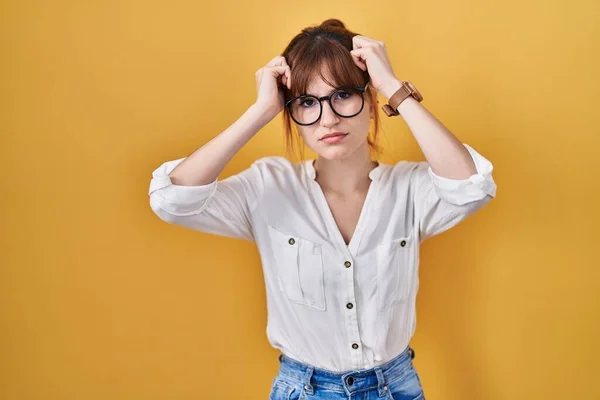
[313, 145, 378, 195]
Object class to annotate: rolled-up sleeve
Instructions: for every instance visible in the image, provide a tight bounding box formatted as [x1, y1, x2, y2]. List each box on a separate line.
[148, 157, 265, 242]
[427, 144, 497, 205]
[149, 158, 220, 215]
[413, 143, 497, 241]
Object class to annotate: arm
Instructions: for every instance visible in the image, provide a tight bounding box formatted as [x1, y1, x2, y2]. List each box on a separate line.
[348, 36, 496, 240]
[349, 36, 481, 180]
[382, 87, 497, 241]
[381, 80, 477, 180]
[148, 105, 271, 242]
[167, 104, 271, 186]
[148, 55, 292, 241]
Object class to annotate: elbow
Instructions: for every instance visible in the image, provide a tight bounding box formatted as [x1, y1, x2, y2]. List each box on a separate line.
[462, 192, 495, 216]
[149, 193, 178, 224]
[149, 190, 210, 220]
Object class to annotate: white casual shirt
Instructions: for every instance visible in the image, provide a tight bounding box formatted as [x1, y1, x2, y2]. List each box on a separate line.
[148, 143, 497, 372]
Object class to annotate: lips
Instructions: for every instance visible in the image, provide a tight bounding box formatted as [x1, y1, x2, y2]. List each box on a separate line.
[320, 132, 347, 140]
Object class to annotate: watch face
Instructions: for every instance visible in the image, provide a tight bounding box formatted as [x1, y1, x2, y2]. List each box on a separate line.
[406, 81, 423, 102]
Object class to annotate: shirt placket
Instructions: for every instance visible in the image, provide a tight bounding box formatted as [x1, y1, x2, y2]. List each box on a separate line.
[341, 255, 364, 370]
[308, 181, 366, 370]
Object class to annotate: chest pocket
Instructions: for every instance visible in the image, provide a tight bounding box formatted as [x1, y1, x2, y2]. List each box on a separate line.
[376, 232, 415, 311]
[266, 224, 326, 311]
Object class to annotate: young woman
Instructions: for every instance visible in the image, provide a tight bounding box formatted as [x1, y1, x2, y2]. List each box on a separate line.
[149, 19, 496, 400]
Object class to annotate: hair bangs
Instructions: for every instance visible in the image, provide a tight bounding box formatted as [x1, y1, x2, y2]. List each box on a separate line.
[280, 19, 382, 162]
[287, 39, 367, 99]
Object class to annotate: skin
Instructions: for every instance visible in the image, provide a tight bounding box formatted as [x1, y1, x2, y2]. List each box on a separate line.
[296, 69, 378, 195]
[283, 67, 378, 245]
[169, 35, 476, 207]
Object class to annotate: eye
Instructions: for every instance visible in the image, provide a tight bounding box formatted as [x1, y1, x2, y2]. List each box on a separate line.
[300, 98, 317, 107]
[335, 91, 353, 100]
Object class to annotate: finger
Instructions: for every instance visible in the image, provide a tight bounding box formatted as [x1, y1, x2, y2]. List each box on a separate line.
[273, 65, 291, 90]
[268, 65, 290, 76]
[265, 55, 281, 66]
[267, 55, 286, 67]
[352, 35, 374, 50]
[350, 49, 367, 71]
[282, 73, 291, 90]
[278, 57, 291, 89]
[284, 66, 291, 89]
[266, 65, 291, 87]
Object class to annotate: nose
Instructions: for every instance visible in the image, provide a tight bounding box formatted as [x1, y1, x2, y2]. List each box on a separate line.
[319, 100, 340, 127]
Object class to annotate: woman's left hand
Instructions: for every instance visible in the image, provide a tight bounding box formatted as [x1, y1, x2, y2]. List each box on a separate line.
[350, 36, 402, 100]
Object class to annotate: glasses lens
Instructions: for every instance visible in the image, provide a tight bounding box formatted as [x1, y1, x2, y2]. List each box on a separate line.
[289, 96, 320, 125]
[289, 88, 364, 125]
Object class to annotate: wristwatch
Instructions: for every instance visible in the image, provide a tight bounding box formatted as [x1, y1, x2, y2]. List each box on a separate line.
[381, 81, 423, 117]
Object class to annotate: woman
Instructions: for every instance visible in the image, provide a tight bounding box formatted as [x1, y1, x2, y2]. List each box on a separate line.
[149, 19, 496, 400]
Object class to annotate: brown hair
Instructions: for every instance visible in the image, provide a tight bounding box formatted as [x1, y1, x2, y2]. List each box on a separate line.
[281, 18, 382, 163]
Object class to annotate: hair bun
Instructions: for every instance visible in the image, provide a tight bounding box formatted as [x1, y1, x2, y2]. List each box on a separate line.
[320, 18, 346, 29]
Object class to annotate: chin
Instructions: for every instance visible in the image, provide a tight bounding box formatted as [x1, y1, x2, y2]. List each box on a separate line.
[310, 141, 356, 160]
[304, 133, 369, 160]
[317, 148, 352, 160]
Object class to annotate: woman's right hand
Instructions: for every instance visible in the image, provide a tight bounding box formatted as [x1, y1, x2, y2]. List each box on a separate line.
[253, 56, 291, 120]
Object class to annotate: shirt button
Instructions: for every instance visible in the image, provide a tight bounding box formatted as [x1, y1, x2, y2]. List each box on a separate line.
[346, 303, 353, 309]
[383, 385, 388, 391]
[344, 261, 352, 268]
[352, 343, 359, 349]
[288, 238, 295, 245]
[400, 240, 406, 247]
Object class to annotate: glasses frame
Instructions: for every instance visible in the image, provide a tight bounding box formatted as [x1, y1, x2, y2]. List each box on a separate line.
[285, 82, 370, 126]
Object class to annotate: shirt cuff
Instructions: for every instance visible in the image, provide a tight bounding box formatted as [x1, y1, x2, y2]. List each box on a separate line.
[148, 157, 218, 214]
[427, 144, 497, 206]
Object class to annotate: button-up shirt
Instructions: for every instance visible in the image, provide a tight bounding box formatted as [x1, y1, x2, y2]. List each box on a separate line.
[148, 143, 497, 372]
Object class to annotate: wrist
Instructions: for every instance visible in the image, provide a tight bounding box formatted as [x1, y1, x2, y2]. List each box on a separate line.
[380, 79, 403, 101]
[244, 104, 272, 131]
[249, 102, 278, 124]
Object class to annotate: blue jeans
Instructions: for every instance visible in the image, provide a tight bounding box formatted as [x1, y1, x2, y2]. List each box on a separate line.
[269, 346, 425, 399]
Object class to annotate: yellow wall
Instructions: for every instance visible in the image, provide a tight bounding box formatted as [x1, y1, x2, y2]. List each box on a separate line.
[2, 0, 599, 399]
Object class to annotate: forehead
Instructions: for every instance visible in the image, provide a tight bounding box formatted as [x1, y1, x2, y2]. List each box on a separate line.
[304, 67, 339, 95]
[306, 79, 336, 96]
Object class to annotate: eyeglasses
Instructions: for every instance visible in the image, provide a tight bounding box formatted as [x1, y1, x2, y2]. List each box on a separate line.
[285, 82, 370, 126]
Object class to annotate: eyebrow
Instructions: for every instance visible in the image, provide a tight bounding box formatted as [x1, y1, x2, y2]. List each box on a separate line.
[303, 87, 342, 97]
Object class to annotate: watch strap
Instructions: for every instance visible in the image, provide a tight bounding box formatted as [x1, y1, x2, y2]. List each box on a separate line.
[381, 81, 421, 117]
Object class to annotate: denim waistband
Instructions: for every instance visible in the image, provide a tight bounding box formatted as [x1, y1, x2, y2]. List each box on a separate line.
[275, 346, 416, 396]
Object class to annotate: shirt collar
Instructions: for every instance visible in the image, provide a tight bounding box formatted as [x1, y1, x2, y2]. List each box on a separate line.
[304, 159, 383, 181]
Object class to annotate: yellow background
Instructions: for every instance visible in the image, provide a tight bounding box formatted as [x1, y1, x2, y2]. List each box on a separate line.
[1, 0, 599, 399]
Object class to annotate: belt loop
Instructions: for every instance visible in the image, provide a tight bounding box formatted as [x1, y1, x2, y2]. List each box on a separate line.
[375, 367, 387, 397]
[302, 366, 315, 395]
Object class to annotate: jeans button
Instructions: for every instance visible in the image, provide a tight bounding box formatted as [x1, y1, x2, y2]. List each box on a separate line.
[347, 376, 354, 386]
